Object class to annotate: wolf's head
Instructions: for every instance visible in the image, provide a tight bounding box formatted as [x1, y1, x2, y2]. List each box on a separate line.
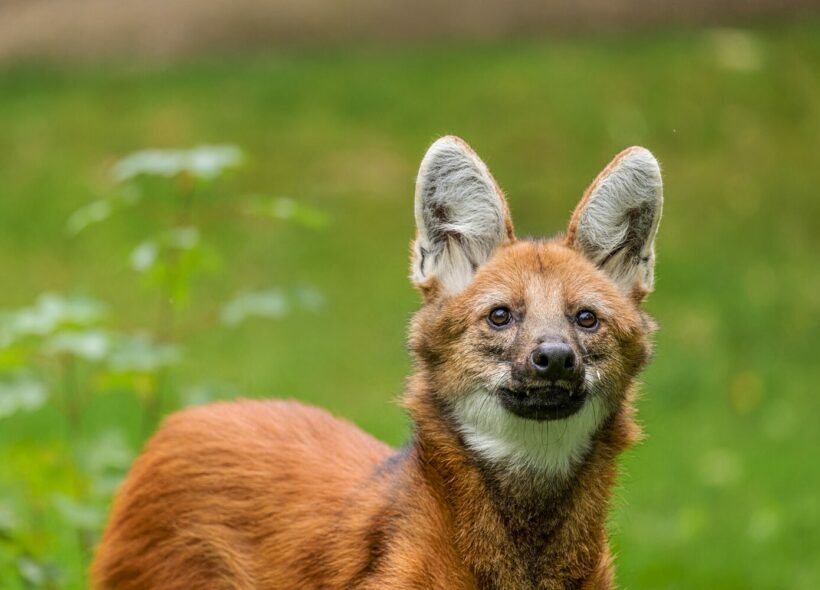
[406, 136, 662, 476]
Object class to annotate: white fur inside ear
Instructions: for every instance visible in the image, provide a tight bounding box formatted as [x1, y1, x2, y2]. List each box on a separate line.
[453, 390, 608, 477]
[574, 147, 663, 294]
[412, 137, 508, 294]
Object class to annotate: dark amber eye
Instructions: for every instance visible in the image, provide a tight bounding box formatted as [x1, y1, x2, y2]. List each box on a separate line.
[488, 307, 512, 328]
[576, 310, 599, 330]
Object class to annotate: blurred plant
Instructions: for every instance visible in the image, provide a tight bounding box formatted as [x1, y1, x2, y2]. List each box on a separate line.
[0, 293, 138, 584]
[0, 145, 326, 588]
[69, 145, 326, 430]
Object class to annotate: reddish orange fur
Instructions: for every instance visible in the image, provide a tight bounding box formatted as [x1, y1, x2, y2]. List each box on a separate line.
[92, 142, 658, 589]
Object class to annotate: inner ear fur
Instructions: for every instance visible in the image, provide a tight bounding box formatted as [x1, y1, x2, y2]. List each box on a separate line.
[411, 136, 514, 297]
[566, 146, 663, 300]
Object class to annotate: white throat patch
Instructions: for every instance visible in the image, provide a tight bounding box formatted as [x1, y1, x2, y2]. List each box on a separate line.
[452, 390, 607, 477]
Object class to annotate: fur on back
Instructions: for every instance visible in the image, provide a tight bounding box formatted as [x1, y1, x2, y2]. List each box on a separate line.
[92, 400, 395, 589]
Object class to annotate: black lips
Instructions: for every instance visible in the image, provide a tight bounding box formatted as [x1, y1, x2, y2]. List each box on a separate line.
[497, 385, 586, 421]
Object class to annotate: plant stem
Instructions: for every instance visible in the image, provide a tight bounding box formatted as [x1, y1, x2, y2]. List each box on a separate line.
[143, 173, 195, 435]
[59, 356, 95, 556]
[61, 356, 82, 440]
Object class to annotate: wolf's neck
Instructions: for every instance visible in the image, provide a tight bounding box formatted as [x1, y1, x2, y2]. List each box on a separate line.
[408, 392, 638, 588]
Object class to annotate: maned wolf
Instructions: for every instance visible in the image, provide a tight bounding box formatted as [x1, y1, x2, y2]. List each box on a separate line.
[93, 136, 663, 589]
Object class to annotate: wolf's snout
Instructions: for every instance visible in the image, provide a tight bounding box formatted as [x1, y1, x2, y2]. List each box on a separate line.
[529, 342, 576, 381]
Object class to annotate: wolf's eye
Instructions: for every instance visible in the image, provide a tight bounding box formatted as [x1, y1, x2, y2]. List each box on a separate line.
[576, 310, 599, 330]
[488, 307, 513, 328]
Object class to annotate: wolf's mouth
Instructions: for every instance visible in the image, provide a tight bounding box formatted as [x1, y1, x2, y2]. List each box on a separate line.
[497, 385, 586, 421]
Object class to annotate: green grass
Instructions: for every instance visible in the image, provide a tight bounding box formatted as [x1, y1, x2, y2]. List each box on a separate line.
[1, 22, 819, 589]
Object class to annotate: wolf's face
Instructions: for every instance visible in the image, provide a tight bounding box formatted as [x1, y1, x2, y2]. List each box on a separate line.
[407, 137, 662, 475]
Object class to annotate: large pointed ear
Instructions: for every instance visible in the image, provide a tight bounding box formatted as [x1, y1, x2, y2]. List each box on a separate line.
[567, 147, 663, 300]
[411, 136, 515, 296]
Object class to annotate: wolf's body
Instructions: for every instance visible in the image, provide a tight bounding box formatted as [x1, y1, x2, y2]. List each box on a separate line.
[93, 137, 664, 589]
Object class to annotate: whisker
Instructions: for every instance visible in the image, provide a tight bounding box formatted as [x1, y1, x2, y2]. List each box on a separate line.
[558, 417, 569, 445]
[477, 392, 492, 429]
[592, 396, 600, 433]
[477, 371, 508, 429]
[545, 419, 550, 460]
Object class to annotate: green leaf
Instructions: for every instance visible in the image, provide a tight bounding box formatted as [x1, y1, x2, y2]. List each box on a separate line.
[221, 289, 288, 326]
[0, 294, 107, 346]
[181, 382, 237, 407]
[130, 240, 159, 273]
[0, 373, 48, 419]
[0, 343, 27, 370]
[185, 145, 244, 180]
[17, 556, 50, 588]
[66, 200, 112, 235]
[106, 334, 181, 373]
[130, 227, 201, 273]
[167, 227, 200, 249]
[293, 286, 324, 311]
[221, 287, 323, 327]
[0, 502, 20, 542]
[129, 227, 215, 306]
[68, 187, 142, 237]
[81, 431, 133, 475]
[52, 494, 105, 530]
[90, 474, 128, 497]
[43, 329, 110, 361]
[113, 145, 244, 182]
[244, 196, 329, 229]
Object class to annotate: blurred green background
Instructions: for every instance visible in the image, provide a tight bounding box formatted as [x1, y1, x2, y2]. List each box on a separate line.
[1, 13, 819, 590]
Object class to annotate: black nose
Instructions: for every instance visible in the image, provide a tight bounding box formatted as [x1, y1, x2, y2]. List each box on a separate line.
[529, 342, 576, 381]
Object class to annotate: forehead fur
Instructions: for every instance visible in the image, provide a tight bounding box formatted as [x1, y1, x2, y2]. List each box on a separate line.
[459, 240, 642, 327]
[410, 239, 648, 359]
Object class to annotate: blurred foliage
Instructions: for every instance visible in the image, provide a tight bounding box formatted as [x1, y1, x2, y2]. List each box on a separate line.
[0, 146, 324, 587]
[0, 22, 819, 589]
